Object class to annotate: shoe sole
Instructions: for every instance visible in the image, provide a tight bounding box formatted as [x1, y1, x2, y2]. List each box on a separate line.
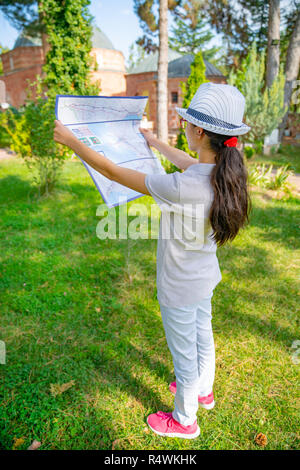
[147, 418, 200, 439]
[199, 400, 215, 410]
[170, 389, 215, 410]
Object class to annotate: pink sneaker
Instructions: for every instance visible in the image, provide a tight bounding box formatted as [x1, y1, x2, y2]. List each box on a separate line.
[169, 382, 215, 410]
[147, 411, 200, 439]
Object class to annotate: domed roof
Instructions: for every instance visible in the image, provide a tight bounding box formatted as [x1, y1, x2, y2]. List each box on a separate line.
[13, 31, 42, 49]
[128, 51, 225, 78]
[91, 25, 115, 50]
[127, 49, 182, 74]
[13, 24, 115, 50]
[168, 54, 225, 78]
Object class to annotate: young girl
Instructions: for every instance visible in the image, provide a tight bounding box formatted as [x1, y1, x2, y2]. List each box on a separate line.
[54, 82, 251, 440]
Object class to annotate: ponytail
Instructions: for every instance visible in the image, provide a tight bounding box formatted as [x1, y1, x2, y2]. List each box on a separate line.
[204, 129, 252, 247]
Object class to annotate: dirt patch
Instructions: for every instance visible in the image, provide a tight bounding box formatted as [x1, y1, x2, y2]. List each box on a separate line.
[0, 148, 16, 160]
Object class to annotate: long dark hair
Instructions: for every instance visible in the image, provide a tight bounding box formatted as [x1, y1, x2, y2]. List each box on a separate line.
[203, 128, 252, 247]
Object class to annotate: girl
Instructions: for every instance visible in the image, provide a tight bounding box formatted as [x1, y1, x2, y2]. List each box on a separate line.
[54, 82, 252, 440]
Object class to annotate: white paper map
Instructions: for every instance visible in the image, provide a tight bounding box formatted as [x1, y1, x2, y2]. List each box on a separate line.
[55, 95, 165, 207]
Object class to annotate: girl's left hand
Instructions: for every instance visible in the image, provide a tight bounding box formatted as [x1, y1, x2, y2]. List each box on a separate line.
[54, 120, 75, 148]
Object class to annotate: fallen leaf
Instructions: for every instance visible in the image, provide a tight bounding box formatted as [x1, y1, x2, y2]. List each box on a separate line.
[12, 437, 25, 449]
[255, 432, 268, 447]
[112, 439, 122, 450]
[27, 440, 41, 450]
[50, 380, 75, 397]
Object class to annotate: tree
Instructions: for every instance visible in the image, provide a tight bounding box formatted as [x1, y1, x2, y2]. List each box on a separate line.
[168, 0, 220, 60]
[133, 0, 181, 52]
[228, 43, 286, 145]
[176, 51, 208, 155]
[0, 1, 40, 34]
[201, 0, 252, 66]
[0, 44, 9, 75]
[279, 8, 300, 139]
[1, 0, 100, 194]
[266, 0, 281, 88]
[126, 42, 148, 71]
[38, 0, 100, 99]
[134, 0, 181, 142]
[157, 0, 169, 142]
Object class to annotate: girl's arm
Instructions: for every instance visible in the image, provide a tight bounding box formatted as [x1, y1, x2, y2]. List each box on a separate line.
[140, 128, 197, 170]
[54, 120, 150, 195]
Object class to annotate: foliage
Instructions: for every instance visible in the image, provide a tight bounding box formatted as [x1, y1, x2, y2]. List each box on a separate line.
[152, 148, 179, 173]
[0, 0, 41, 36]
[0, 44, 9, 75]
[38, 0, 100, 99]
[197, 0, 298, 69]
[1, 1, 100, 195]
[248, 162, 292, 191]
[1, 80, 72, 195]
[133, 0, 181, 52]
[228, 42, 287, 143]
[126, 42, 148, 72]
[244, 146, 256, 160]
[176, 51, 207, 156]
[168, 0, 220, 60]
[279, 0, 300, 64]
[0, 107, 19, 147]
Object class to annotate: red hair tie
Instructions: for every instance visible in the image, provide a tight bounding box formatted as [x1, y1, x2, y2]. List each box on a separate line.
[223, 137, 238, 147]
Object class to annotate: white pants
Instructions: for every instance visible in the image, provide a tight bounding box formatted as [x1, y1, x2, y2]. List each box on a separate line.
[159, 292, 215, 426]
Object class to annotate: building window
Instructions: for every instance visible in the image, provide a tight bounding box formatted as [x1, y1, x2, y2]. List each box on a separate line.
[9, 56, 14, 71]
[171, 91, 178, 103]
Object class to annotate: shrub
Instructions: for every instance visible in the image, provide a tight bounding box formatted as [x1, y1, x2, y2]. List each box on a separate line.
[0, 107, 20, 148]
[2, 93, 72, 196]
[248, 163, 292, 191]
[244, 146, 256, 159]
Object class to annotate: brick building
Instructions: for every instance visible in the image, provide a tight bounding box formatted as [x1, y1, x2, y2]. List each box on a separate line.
[126, 50, 226, 134]
[0, 25, 127, 108]
[0, 26, 226, 133]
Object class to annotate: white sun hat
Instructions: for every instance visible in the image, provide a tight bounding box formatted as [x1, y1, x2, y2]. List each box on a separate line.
[176, 82, 251, 136]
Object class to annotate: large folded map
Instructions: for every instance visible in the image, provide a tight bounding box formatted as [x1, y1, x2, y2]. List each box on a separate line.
[55, 95, 165, 208]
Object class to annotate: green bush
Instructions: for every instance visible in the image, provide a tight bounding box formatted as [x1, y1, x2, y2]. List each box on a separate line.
[254, 140, 264, 154]
[244, 146, 256, 159]
[0, 107, 20, 148]
[2, 95, 72, 196]
[248, 163, 292, 191]
[152, 148, 181, 174]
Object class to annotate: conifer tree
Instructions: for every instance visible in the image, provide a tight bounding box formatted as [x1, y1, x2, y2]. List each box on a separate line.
[176, 51, 208, 156]
[168, 0, 220, 60]
[228, 42, 286, 144]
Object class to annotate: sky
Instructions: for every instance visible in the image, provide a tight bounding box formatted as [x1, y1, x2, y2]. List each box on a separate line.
[0, 0, 222, 64]
[0, 0, 156, 63]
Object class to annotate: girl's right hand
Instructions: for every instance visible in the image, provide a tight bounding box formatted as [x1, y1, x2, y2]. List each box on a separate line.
[139, 127, 157, 147]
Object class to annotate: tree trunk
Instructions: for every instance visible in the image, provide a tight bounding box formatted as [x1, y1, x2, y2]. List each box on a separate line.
[38, 2, 50, 67]
[157, 0, 169, 143]
[266, 0, 280, 88]
[279, 11, 300, 141]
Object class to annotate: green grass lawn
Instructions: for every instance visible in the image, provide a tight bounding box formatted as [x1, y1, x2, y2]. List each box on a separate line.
[0, 157, 299, 450]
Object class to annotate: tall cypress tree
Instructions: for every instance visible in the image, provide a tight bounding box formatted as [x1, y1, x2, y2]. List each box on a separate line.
[38, 0, 100, 99]
[176, 51, 207, 156]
